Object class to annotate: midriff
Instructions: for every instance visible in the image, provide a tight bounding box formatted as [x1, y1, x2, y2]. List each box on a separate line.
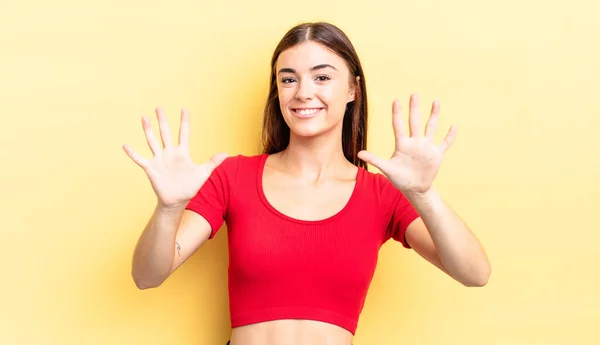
[229, 319, 354, 345]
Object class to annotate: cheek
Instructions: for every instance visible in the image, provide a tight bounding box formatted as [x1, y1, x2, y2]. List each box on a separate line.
[320, 83, 350, 109]
[278, 87, 295, 106]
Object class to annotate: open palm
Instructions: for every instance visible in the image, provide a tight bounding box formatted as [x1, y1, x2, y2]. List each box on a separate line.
[123, 108, 227, 208]
[358, 94, 457, 195]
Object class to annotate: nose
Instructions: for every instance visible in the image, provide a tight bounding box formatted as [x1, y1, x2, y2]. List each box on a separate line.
[295, 79, 314, 101]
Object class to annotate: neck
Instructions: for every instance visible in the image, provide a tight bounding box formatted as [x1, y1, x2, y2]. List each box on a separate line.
[279, 130, 350, 180]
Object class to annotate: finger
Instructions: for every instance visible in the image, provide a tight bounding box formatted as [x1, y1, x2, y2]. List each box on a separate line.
[425, 100, 440, 140]
[357, 150, 390, 173]
[142, 116, 162, 156]
[391, 99, 406, 149]
[179, 108, 190, 149]
[155, 107, 173, 148]
[123, 144, 150, 169]
[438, 125, 458, 153]
[409, 93, 421, 137]
[204, 152, 229, 172]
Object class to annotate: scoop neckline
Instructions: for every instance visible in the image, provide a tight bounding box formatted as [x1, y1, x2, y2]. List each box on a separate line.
[256, 153, 363, 225]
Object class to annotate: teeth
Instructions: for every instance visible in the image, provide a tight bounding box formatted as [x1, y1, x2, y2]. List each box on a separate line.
[296, 108, 320, 115]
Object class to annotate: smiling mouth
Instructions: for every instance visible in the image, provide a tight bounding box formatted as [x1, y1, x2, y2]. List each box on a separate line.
[292, 108, 324, 117]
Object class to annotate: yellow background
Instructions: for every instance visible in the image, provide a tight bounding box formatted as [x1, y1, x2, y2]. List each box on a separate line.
[1, 0, 598, 344]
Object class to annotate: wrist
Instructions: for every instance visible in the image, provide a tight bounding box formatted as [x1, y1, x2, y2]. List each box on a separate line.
[404, 187, 441, 207]
[156, 200, 189, 213]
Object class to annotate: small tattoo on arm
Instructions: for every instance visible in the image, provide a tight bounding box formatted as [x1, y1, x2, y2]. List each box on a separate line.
[176, 242, 181, 256]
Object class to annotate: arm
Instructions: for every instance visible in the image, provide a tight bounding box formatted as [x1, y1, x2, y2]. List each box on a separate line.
[404, 188, 491, 287]
[131, 205, 211, 290]
[123, 107, 230, 290]
[357, 95, 488, 286]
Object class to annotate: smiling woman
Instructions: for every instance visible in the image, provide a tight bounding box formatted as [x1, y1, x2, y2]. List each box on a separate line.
[262, 23, 368, 171]
[124, 21, 491, 345]
[274, 43, 359, 140]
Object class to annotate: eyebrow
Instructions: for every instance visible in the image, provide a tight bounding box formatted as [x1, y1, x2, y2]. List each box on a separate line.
[277, 64, 338, 75]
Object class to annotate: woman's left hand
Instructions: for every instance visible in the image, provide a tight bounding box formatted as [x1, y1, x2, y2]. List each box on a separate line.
[357, 94, 457, 196]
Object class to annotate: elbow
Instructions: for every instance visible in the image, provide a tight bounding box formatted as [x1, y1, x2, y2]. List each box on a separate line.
[131, 270, 164, 290]
[463, 263, 491, 287]
[464, 275, 489, 287]
[133, 279, 157, 290]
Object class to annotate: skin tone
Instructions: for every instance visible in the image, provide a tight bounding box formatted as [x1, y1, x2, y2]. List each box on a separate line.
[269, 41, 359, 183]
[231, 40, 362, 345]
[233, 41, 491, 345]
[124, 39, 491, 345]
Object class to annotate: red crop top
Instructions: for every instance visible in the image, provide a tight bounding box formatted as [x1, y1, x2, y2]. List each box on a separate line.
[185, 153, 419, 334]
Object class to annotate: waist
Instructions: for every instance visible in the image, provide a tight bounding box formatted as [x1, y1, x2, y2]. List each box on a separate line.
[229, 319, 353, 345]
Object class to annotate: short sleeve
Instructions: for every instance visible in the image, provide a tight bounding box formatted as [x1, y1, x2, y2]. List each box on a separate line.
[382, 178, 420, 248]
[185, 155, 240, 239]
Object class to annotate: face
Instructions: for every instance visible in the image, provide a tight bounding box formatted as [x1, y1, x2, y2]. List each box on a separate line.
[275, 41, 357, 138]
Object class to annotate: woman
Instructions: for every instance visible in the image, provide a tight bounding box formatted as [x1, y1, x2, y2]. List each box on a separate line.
[123, 22, 491, 345]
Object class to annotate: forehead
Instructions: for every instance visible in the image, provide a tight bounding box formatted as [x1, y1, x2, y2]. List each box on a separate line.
[276, 41, 348, 73]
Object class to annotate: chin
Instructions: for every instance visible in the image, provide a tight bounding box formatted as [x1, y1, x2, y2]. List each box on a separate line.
[289, 121, 343, 139]
[289, 125, 327, 138]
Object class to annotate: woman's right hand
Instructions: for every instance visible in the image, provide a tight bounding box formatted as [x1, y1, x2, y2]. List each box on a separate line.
[123, 107, 228, 209]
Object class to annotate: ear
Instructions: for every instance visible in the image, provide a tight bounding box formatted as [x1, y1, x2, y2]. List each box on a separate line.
[347, 76, 360, 102]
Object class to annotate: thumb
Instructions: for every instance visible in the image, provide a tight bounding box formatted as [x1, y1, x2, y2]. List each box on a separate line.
[357, 150, 389, 172]
[205, 152, 229, 171]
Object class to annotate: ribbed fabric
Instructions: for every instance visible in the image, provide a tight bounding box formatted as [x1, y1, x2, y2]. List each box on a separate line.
[186, 154, 419, 334]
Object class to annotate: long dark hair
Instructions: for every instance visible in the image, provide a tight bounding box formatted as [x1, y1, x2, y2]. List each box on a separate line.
[261, 22, 369, 170]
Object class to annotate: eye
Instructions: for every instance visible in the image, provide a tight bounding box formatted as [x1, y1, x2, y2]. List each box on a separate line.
[316, 75, 331, 82]
[281, 77, 296, 84]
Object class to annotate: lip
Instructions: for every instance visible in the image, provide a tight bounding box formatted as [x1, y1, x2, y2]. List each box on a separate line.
[292, 107, 324, 119]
